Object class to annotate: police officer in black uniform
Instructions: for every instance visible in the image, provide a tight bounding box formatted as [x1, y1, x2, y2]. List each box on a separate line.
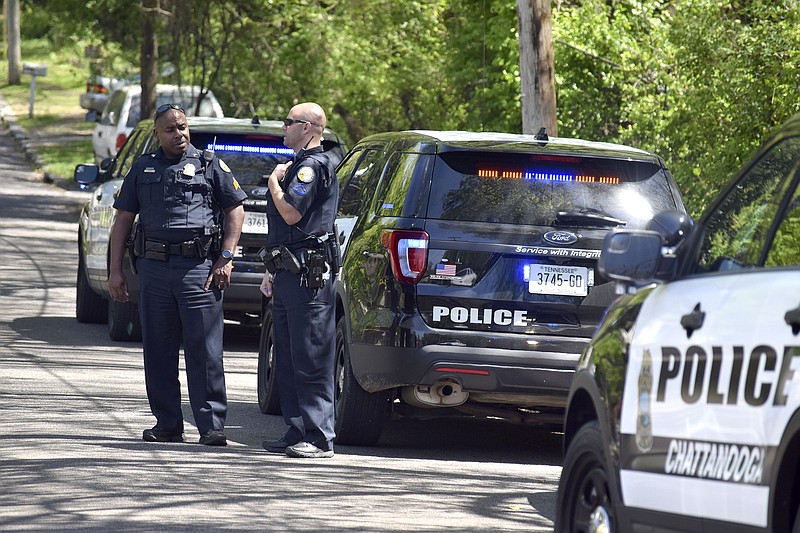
[109, 103, 246, 446]
[260, 102, 339, 458]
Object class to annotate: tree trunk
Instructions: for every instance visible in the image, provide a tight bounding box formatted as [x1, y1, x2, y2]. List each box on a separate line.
[6, 0, 21, 85]
[517, 0, 557, 136]
[140, 0, 159, 121]
[333, 103, 366, 145]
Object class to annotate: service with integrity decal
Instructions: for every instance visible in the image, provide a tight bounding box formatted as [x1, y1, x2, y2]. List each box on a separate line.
[514, 245, 600, 259]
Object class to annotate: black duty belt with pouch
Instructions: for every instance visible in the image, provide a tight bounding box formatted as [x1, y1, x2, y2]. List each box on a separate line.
[258, 243, 329, 289]
[142, 236, 213, 261]
[258, 245, 302, 274]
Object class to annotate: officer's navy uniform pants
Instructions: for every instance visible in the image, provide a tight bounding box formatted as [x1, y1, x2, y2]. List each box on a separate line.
[137, 255, 227, 435]
[272, 270, 336, 449]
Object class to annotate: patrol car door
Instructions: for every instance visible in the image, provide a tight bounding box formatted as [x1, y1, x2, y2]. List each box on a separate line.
[617, 135, 800, 531]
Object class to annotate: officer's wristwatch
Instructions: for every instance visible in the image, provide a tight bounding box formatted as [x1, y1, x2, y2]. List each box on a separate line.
[221, 249, 233, 262]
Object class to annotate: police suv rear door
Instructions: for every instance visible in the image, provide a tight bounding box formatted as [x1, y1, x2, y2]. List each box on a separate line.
[620, 272, 800, 530]
[617, 133, 800, 531]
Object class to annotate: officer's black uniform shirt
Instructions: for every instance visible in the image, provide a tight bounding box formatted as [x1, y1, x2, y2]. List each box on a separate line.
[115, 145, 247, 242]
[266, 145, 338, 247]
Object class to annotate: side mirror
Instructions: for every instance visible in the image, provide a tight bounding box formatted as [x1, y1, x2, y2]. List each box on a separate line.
[74, 164, 100, 187]
[599, 230, 663, 283]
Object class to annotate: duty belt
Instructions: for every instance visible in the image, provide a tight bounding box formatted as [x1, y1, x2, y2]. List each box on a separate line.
[143, 237, 211, 261]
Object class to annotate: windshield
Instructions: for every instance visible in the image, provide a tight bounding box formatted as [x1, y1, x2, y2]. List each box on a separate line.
[426, 151, 678, 229]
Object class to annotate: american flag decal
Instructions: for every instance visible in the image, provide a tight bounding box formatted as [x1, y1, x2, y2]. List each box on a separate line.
[436, 263, 456, 276]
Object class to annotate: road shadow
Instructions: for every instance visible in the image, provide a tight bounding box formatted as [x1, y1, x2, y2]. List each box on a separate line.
[11, 316, 126, 347]
[226, 399, 563, 467]
[10, 316, 260, 349]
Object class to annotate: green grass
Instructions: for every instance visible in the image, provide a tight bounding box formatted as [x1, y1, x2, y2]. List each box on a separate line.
[37, 138, 94, 178]
[0, 37, 98, 179]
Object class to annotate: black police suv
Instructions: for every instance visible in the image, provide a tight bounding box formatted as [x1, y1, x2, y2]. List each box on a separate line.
[75, 116, 346, 341]
[256, 129, 686, 446]
[556, 114, 800, 533]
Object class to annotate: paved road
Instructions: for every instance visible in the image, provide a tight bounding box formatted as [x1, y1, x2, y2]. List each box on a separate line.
[0, 125, 562, 532]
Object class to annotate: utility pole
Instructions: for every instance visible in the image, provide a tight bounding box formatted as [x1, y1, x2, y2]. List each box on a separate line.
[6, 0, 22, 85]
[141, 0, 159, 121]
[517, 0, 558, 136]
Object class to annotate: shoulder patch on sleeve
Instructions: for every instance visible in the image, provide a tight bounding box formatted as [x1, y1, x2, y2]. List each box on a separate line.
[297, 166, 315, 183]
[219, 159, 231, 173]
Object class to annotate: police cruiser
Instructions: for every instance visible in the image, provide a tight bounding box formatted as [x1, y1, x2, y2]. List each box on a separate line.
[556, 114, 800, 532]
[256, 129, 686, 445]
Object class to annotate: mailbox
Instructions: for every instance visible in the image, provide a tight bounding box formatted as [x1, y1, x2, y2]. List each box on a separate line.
[22, 63, 47, 117]
[22, 62, 47, 77]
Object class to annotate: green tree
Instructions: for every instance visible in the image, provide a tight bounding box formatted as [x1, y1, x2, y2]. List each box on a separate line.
[18, 0, 800, 217]
[663, 0, 800, 214]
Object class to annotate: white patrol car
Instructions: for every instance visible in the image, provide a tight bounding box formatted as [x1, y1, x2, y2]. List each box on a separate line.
[556, 113, 800, 533]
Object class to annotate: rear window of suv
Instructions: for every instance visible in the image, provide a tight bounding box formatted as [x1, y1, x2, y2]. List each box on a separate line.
[426, 151, 678, 229]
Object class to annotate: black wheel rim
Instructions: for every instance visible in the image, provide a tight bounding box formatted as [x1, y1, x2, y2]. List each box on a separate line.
[334, 325, 345, 419]
[570, 456, 612, 533]
[258, 316, 273, 398]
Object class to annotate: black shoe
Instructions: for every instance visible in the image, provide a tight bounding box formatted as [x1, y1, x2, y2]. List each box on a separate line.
[286, 441, 334, 458]
[262, 439, 297, 453]
[199, 430, 227, 446]
[143, 427, 184, 443]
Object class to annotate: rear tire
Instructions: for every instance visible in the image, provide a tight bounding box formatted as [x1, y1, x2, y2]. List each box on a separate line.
[257, 304, 281, 415]
[107, 298, 142, 342]
[76, 249, 107, 323]
[793, 502, 800, 533]
[556, 421, 617, 533]
[333, 316, 390, 446]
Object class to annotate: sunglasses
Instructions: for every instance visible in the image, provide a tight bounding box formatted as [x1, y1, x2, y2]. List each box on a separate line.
[155, 103, 186, 118]
[283, 117, 318, 127]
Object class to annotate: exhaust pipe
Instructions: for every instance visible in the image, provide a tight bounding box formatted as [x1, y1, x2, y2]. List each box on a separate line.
[401, 378, 469, 408]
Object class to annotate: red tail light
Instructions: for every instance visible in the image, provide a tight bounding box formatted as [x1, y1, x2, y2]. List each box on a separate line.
[381, 229, 429, 284]
[86, 83, 109, 94]
[115, 133, 127, 152]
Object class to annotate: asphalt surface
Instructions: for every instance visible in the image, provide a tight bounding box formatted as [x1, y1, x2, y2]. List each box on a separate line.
[0, 119, 562, 532]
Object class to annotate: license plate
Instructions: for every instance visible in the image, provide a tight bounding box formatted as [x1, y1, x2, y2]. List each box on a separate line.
[242, 211, 268, 234]
[526, 264, 589, 297]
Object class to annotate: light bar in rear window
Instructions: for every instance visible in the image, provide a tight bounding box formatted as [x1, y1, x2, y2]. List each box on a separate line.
[204, 143, 294, 156]
[478, 168, 620, 184]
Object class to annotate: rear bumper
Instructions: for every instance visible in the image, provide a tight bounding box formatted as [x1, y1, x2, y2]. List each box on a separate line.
[348, 322, 586, 405]
[80, 92, 109, 113]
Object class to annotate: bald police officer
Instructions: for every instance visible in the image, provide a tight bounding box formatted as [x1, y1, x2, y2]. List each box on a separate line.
[260, 102, 339, 458]
[109, 103, 246, 446]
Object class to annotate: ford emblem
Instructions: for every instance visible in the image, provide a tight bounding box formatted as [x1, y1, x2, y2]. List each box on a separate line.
[543, 231, 578, 245]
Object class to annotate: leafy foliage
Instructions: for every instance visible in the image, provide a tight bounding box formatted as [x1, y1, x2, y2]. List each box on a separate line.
[16, 0, 800, 215]
[662, 0, 800, 214]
